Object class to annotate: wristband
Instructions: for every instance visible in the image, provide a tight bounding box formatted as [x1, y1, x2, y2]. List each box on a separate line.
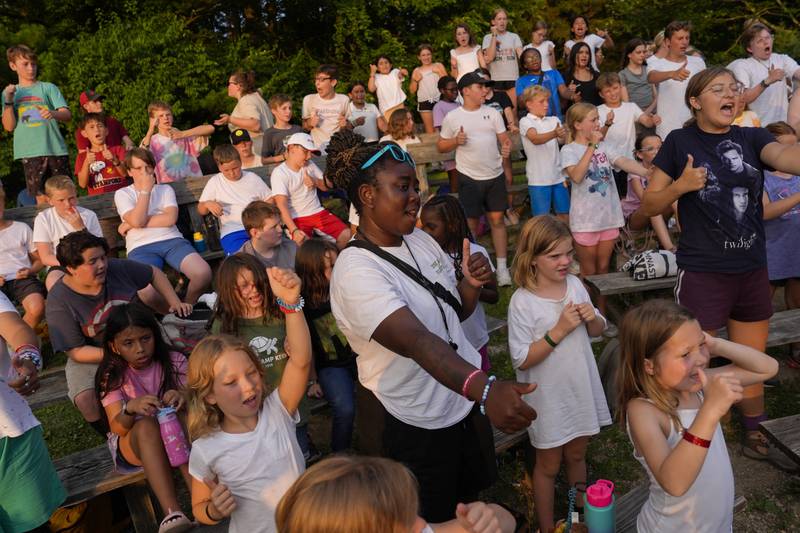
[543, 332, 559, 348]
[682, 429, 711, 448]
[479, 375, 497, 415]
[592, 143, 600, 150]
[290, 228, 302, 235]
[121, 400, 132, 416]
[137, 190, 151, 195]
[760, 79, 769, 89]
[14, 344, 42, 371]
[462, 369, 482, 398]
[276, 296, 305, 313]
[4, 101, 12, 106]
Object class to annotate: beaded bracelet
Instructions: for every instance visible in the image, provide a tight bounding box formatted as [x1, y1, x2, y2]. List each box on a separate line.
[479, 375, 497, 415]
[461, 369, 482, 398]
[682, 429, 711, 448]
[14, 344, 42, 371]
[276, 296, 305, 314]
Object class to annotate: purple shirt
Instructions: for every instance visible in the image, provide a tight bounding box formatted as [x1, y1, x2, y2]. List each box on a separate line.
[433, 100, 460, 129]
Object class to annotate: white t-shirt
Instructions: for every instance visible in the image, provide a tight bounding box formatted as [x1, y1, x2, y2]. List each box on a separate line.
[114, 184, 184, 252]
[461, 242, 492, 350]
[348, 204, 360, 227]
[230, 92, 274, 156]
[450, 47, 483, 82]
[508, 275, 611, 448]
[519, 114, 562, 185]
[188, 390, 303, 533]
[598, 102, 643, 160]
[0, 292, 23, 387]
[198, 171, 272, 238]
[270, 162, 325, 219]
[728, 54, 800, 126]
[560, 142, 625, 232]
[565, 34, 606, 71]
[301, 93, 350, 147]
[330, 228, 479, 429]
[347, 102, 381, 142]
[523, 41, 556, 71]
[374, 69, 407, 114]
[482, 32, 523, 81]
[33, 206, 103, 251]
[378, 134, 420, 152]
[440, 105, 506, 180]
[0, 221, 34, 279]
[648, 55, 706, 139]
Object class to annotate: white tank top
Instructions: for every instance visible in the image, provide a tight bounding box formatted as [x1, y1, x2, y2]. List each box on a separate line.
[417, 69, 441, 103]
[627, 397, 734, 532]
[451, 46, 482, 81]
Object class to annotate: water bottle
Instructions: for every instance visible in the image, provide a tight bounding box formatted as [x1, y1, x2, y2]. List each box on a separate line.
[193, 231, 207, 253]
[157, 407, 191, 467]
[585, 479, 615, 533]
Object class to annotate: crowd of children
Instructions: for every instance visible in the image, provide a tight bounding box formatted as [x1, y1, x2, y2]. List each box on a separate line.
[1, 10, 800, 533]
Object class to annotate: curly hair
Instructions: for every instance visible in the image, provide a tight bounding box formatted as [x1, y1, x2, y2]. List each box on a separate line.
[324, 130, 388, 215]
[186, 334, 266, 440]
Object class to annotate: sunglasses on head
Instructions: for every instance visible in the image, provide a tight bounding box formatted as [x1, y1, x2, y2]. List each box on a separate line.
[361, 144, 416, 170]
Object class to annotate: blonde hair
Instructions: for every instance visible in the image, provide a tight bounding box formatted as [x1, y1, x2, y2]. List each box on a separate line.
[186, 334, 266, 440]
[147, 100, 172, 117]
[512, 215, 574, 291]
[617, 300, 697, 431]
[565, 102, 597, 142]
[275, 456, 418, 533]
[44, 175, 76, 196]
[520, 85, 551, 107]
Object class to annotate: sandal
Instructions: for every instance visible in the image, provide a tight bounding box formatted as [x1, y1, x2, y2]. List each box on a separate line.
[742, 431, 800, 473]
[158, 511, 193, 533]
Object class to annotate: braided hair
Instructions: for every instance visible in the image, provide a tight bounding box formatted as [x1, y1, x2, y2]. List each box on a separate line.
[325, 130, 386, 215]
[420, 195, 473, 280]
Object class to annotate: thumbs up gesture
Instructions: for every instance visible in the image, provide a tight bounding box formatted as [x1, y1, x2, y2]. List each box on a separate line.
[699, 369, 743, 420]
[456, 125, 467, 145]
[500, 137, 512, 158]
[677, 154, 708, 194]
[604, 109, 615, 127]
[672, 59, 691, 82]
[765, 65, 786, 86]
[462, 238, 492, 288]
[204, 477, 237, 519]
[302, 166, 315, 189]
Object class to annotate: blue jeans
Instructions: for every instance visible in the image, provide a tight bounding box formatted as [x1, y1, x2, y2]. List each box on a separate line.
[318, 365, 356, 452]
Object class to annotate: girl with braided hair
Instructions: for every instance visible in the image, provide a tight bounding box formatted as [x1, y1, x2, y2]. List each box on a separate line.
[325, 130, 536, 522]
[420, 195, 497, 371]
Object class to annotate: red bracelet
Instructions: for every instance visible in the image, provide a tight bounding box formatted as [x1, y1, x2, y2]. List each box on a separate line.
[682, 429, 711, 448]
[462, 369, 482, 398]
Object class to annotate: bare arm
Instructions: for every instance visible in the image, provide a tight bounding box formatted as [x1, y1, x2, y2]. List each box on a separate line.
[437, 135, 459, 153]
[762, 189, 800, 220]
[641, 154, 710, 217]
[144, 206, 178, 228]
[77, 154, 91, 189]
[612, 155, 650, 177]
[525, 127, 558, 145]
[1, 95, 15, 131]
[563, 144, 596, 184]
[150, 266, 185, 310]
[450, 55, 459, 80]
[51, 107, 71, 123]
[66, 345, 104, 364]
[367, 75, 377, 93]
[35, 242, 59, 267]
[760, 140, 800, 176]
[175, 124, 214, 138]
[273, 195, 299, 233]
[704, 335, 778, 387]
[227, 115, 260, 132]
[409, 68, 421, 94]
[483, 36, 498, 63]
[121, 193, 153, 228]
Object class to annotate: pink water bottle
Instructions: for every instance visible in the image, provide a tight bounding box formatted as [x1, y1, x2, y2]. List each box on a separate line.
[585, 479, 615, 533]
[157, 407, 190, 467]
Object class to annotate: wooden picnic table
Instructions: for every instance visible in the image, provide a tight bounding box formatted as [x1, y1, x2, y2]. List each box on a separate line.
[584, 272, 677, 297]
[759, 414, 800, 469]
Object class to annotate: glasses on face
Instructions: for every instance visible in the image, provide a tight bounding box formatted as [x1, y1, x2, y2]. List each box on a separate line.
[361, 144, 416, 170]
[315, 76, 332, 82]
[703, 82, 745, 97]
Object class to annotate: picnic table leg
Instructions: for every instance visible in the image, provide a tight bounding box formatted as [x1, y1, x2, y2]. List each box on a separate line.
[122, 479, 158, 533]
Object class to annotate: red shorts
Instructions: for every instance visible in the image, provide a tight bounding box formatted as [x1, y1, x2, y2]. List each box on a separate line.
[294, 210, 348, 240]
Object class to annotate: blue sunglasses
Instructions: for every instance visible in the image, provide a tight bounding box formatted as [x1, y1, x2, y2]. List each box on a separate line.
[360, 144, 416, 170]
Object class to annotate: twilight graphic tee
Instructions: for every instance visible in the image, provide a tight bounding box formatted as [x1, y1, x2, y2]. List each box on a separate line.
[653, 124, 774, 273]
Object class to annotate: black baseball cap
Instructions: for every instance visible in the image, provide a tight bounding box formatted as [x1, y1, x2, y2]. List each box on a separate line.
[230, 128, 251, 145]
[457, 71, 492, 91]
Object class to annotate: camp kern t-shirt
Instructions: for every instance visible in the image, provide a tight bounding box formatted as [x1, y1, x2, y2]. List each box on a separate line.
[653, 125, 775, 273]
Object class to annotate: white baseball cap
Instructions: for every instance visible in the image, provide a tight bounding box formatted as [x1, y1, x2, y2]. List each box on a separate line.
[286, 133, 320, 154]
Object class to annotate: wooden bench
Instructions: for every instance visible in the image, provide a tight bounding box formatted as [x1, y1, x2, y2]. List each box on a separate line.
[584, 272, 677, 297]
[759, 414, 800, 470]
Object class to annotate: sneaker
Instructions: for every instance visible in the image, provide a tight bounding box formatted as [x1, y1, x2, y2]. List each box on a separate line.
[497, 268, 512, 287]
[603, 323, 619, 338]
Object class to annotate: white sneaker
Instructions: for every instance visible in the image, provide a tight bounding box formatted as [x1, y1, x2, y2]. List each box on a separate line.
[497, 268, 512, 287]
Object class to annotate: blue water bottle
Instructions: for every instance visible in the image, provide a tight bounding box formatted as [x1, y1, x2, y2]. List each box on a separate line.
[585, 479, 615, 533]
[193, 231, 207, 253]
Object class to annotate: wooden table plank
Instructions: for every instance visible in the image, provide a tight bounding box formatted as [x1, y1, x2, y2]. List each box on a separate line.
[759, 414, 800, 468]
[584, 272, 676, 297]
[56, 445, 146, 506]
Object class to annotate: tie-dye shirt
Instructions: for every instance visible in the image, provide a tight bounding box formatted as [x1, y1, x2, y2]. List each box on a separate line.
[149, 133, 207, 183]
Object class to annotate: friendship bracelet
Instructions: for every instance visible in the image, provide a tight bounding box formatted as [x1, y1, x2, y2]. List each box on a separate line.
[479, 375, 497, 415]
[543, 332, 559, 348]
[276, 296, 305, 314]
[15, 344, 42, 371]
[462, 369, 482, 398]
[682, 429, 711, 448]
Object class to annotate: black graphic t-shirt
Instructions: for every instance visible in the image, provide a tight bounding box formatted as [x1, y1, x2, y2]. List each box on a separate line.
[653, 124, 774, 273]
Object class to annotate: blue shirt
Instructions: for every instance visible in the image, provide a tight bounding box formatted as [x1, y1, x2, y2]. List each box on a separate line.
[516, 70, 564, 120]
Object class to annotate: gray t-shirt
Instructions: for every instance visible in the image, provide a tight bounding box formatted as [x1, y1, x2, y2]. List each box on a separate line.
[482, 32, 522, 81]
[45, 258, 153, 352]
[618, 68, 654, 111]
[238, 238, 297, 270]
[260, 125, 304, 158]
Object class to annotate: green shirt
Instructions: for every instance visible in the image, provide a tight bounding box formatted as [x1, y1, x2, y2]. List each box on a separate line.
[2, 81, 68, 159]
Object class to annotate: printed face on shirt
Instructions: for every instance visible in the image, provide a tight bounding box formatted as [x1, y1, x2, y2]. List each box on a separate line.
[48, 187, 79, 217]
[720, 148, 744, 174]
[648, 319, 709, 395]
[747, 29, 773, 60]
[82, 119, 108, 147]
[732, 186, 748, 219]
[9, 56, 37, 83]
[111, 325, 156, 370]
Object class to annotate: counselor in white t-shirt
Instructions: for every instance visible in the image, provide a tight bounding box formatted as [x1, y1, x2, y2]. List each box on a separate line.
[648, 54, 706, 139]
[440, 105, 506, 180]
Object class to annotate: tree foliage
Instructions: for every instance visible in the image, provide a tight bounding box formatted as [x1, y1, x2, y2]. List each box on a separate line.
[0, 0, 798, 190]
